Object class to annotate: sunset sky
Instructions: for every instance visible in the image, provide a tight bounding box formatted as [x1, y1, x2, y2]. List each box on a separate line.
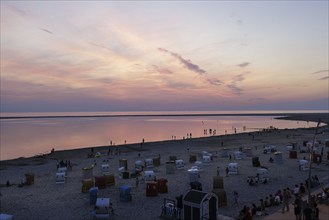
[1, 1, 328, 112]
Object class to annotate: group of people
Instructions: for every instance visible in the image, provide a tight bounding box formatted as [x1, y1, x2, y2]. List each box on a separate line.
[56, 159, 72, 170]
[237, 177, 321, 220]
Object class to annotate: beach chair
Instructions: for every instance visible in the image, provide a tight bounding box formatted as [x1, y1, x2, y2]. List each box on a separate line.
[187, 168, 199, 183]
[119, 185, 132, 202]
[153, 157, 160, 167]
[257, 168, 269, 184]
[146, 182, 158, 197]
[55, 172, 66, 184]
[299, 160, 309, 171]
[175, 159, 185, 170]
[194, 161, 203, 170]
[228, 163, 238, 175]
[104, 174, 115, 187]
[160, 199, 176, 219]
[25, 173, 34, 185]
[202, 155, 211, 165]
[190, 181, 202, 191]
[89, 187, 98, 205]
[101, 164, 110, 175]
[165, 161, 175, 174]
[0, 214, 13, 220]
[233, 151, 244, 160]
[213, 176, 224, 189]
[135, 160, 143, 172]
[157, 178, 168, 193]
[82, 165, 93, 180]
[58, 167, 67, 177]
[144, 158, 153, 169]
[95, 176, 106, 189]
[273, 152, 283, 164]
[212, 189, 227, 207]
[92, 198, 112, 219]
[82, 178, 94, 193]
[119, 159, 128, 170]
[169, 156, 177, 162]
[143, 170, 156, 183]
[189, 155, 197, 163]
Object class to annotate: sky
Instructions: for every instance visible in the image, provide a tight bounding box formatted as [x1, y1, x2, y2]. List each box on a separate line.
[1, 1, 328, 112]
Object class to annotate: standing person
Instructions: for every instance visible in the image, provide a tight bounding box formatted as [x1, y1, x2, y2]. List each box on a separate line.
[293, 184, 300, 196]
[299, 183, 306, 195]
[259, 199, 266, 211]
[216, 166, 220, 176]
[233, 191, 239, 207]
[251, 203, 257, 216]
[176, 195, 183, 220]
[282, 189, 290, 213]
[303, 203, 312, 220]
[293, 195, 302, 220]
[312, 203, 319, 220]
[245, 206, 252, 220]
[225, 167, 229, 177]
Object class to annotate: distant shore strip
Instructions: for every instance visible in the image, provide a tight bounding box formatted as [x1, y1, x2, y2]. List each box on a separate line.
[1, 112, 328, 124]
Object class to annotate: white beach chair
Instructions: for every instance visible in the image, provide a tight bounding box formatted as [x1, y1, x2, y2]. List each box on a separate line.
[228, 163, 238, 175]
[143, 170, 156, 183]
[187, 168, 199, 183]
[202, 155, 211, 165]
[57, 167, 67, 177]
[175, 159, 185, 170]
[144, 158, 153, 169]
[101, 164, 110, 175]
[55, 172, 66, 184]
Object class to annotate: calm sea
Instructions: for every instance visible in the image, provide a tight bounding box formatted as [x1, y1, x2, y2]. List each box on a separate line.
[0, 111, 325, 160]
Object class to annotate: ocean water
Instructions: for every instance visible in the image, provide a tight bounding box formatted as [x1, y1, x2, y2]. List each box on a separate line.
[0, 111, 323, 160]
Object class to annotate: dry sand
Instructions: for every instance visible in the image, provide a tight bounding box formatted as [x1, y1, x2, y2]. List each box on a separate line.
[0, 113, 328, 220]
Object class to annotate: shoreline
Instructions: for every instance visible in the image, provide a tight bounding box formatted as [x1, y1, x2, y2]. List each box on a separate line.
[1, 113, 328, 164]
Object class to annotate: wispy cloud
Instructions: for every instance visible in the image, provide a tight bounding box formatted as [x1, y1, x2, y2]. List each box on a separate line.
[90, 42, 113, 52]
[158, 48, 206, 75]
[310, 69, 329, 81]
[227, 83, 243, 95]
[225, 72, 250, 95]
[7, 4, 28, 17]
[237, 62, 250, 68]
[152, 65, 173, 75]
[39, 27, 53, 34]
[232, 73, 247, 82]
[207, 78, 223, 86]
[310, 69, 328, 74]
[318, 76, 329, 80]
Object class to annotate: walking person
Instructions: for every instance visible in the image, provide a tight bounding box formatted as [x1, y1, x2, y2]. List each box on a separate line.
[225, 167, 229, 177]
[216, 166, 220, 176]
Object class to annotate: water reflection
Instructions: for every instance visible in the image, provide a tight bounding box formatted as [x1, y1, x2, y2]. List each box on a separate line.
[0, 116, 318, 160]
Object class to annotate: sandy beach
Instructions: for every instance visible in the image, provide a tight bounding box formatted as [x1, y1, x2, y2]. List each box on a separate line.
[0, 113, 328, 220]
